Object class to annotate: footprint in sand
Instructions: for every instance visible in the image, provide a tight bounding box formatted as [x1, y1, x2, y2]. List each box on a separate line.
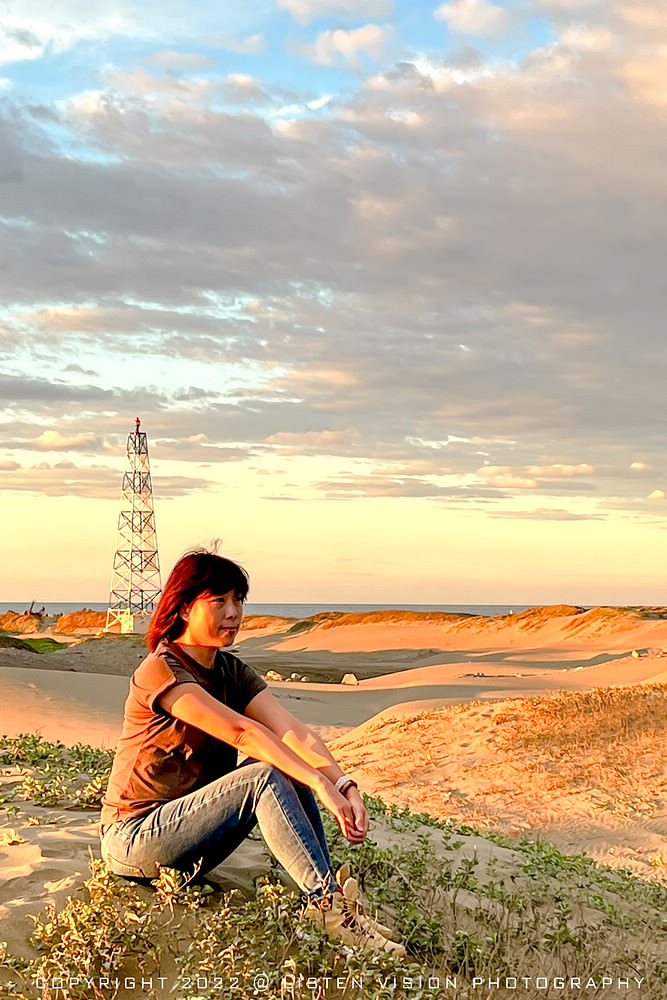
[43, 875, 79, 893]
[0, 865, 80, 904]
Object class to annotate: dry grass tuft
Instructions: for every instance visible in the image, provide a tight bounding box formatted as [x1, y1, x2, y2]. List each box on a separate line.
[495, 684, 667, 749]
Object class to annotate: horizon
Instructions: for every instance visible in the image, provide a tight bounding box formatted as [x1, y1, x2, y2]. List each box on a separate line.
[2, 599, 663, 613]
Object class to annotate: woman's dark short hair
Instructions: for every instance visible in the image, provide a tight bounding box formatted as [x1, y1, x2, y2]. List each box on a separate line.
[146, 547, 249, 651]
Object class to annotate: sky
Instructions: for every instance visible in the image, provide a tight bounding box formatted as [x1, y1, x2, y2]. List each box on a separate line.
[2, 0, 667, 605]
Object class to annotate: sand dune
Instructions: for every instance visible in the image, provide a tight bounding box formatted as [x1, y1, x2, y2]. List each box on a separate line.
[268, 605, 667, 654]
[2, 604, 667, 745]
[330, 685, 667, 884]
[1, 605, 666, 996]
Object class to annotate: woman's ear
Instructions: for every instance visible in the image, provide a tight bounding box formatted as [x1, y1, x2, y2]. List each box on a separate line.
[179, 603, 190, 622]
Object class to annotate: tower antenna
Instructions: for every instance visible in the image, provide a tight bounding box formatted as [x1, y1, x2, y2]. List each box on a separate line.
[105, 417, 162, 634]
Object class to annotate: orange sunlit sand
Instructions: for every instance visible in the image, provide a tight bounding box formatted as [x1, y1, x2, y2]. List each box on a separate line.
[0, 605, 666, 992]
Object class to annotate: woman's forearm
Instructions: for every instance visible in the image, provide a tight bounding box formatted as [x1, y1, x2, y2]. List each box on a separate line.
[236, 724, 330, 793]
[281, 727, 345, 784]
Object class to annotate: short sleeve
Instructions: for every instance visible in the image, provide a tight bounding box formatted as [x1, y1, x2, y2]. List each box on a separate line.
[223, 654, 267, 713]
[132, 650, 199, 712]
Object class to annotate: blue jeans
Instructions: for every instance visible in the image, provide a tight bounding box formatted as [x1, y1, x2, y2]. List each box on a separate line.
[100, 760, 338, 900]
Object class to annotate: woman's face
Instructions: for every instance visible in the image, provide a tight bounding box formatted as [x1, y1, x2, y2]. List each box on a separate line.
[180, 590, 244, 647]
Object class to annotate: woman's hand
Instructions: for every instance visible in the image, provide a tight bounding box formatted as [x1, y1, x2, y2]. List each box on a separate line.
[316, 780, 367, 844]
[344, 786, 370, 839]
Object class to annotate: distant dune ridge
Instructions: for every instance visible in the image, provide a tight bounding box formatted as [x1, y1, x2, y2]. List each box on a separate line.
[3, 602, 667, 640]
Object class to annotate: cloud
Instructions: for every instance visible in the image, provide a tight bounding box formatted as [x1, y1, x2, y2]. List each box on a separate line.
[434, 0, 511, 38]
[264, 427, 362, 453]
[205, 34, 267, 55]
[299, 24, 396, 69]
[525, 464, 595, 477]
[314, 473, 504, 500]
[647, 489, 665, 501]
[477, 466, 539, 490]
[0, 460, 215, 499]
[65, 363, 99, 376]
[2, 0, 667, 518]
[0, 26, 44, 64]
[491, 507, 605, 521]
[476, 464, 599, 492]
[559, 25, 615, 51]
[276, 0, 394, 27]
[0, 373, 114, 406]
[3, 430, 101, 452]
[0, 1, 265, 66]
[147, 51, 216, 71]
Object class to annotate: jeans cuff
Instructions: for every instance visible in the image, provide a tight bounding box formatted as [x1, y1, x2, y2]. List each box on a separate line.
[307, 872, 339, 904]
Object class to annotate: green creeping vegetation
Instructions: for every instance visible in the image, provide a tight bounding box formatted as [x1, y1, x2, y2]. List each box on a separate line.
[0, 735, 666, 1000]
[21, 637, 71, 653]
[0, 734, 114, 809]
[0, 634, 69, 653]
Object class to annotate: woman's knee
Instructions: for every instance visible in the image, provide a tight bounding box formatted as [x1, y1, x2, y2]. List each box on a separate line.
[241, 760, 291, 787]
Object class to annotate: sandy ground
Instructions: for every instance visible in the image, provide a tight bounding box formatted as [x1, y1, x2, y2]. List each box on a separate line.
[1, 605, 666, 989]
[2, 605, 666, 745]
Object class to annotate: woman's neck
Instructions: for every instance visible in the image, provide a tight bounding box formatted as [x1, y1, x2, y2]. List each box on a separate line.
[173, 640, 217, 669]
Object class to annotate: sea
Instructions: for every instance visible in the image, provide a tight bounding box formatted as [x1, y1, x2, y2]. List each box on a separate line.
[0, 602, 533, 618]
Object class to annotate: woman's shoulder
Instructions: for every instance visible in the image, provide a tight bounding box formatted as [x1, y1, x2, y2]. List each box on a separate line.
[130, 641, 201, 713]
[133, 641, 196, 688]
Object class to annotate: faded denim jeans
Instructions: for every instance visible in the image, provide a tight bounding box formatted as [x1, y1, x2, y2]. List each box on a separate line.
[100, 760, 338, 900]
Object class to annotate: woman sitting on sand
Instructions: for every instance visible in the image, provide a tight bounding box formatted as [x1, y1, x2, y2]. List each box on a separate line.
[100, 548, 404, 955]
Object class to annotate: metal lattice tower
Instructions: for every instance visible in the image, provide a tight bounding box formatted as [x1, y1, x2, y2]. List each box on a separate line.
[105, 417, 162, 633]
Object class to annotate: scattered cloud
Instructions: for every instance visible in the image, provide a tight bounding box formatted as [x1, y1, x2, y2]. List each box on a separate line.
[0, 26, 44, 64]
[491, 508, 605, 521]
[434, 0, 511, 38]
[277, 0, 394, 27]
[1, 461, 215, 499]
[647, 489, 665, 501]
[265, 427, 362, 452]
[477, 466, 539, 490]
[559, 25, 615, 51]
[299, 24, 397, 69]
[147, 51, 216, 71]
[6, 430, 101, 452]
[205, 34, 267, 55]
[2, 0, 667, 521]
[526, 464, 595, 477]
[316, 473, 504, 500]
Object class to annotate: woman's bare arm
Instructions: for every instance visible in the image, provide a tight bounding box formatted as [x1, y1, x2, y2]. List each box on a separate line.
[245, 688, 370, 837]
[157, 683, 363, 841]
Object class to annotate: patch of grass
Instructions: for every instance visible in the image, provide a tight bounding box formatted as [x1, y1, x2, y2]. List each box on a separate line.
[0, 734, 114, 809]
[0, 636, 39, 652]
[1, 736, 666, 998]
[22, 637, 69, 653]
[493, 685, 666, 803]
[0, 635, 68, 653]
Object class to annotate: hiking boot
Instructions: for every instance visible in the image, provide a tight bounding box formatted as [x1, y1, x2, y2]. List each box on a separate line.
[335, 863, 399, 942]
[304, 890, 406, 956]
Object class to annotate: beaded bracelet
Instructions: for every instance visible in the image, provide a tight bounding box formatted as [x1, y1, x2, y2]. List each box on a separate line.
[334, 775, 359, 796]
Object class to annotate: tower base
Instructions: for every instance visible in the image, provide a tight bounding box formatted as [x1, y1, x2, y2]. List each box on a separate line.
[104, 610, 151, 635]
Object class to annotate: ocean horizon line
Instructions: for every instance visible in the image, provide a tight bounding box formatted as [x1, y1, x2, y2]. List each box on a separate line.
[1, 600, 596, 618]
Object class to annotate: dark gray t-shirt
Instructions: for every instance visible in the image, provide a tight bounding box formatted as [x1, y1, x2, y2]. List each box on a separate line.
[101, 640, 267, 827]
